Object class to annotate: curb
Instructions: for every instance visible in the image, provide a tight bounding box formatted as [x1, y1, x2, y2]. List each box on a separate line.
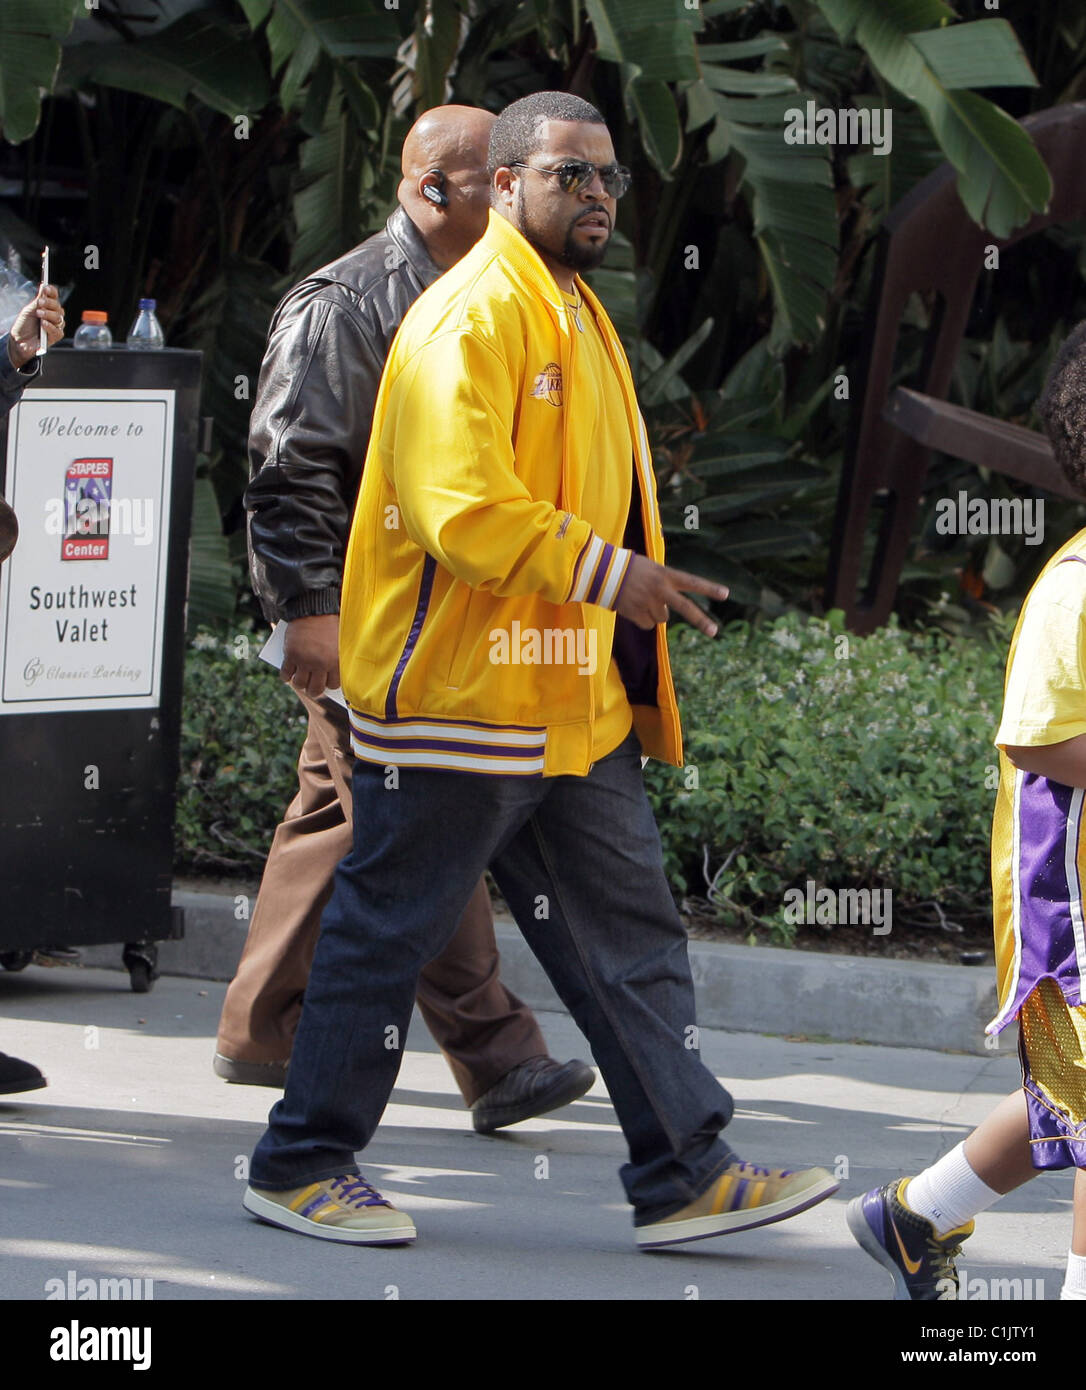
[74, 889, 1004, 1056]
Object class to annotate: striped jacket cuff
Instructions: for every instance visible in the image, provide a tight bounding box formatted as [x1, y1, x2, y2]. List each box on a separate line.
[567, 536, 633, 610]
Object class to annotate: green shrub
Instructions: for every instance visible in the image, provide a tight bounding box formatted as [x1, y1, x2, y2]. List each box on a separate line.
[643, 608, 1012, 944]
[175, 611, 1014, 945]
[175, 628, 303, 873]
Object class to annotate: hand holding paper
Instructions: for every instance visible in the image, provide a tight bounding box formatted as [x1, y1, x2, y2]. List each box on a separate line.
[260, 621, 347, 709]
[6, 276, 64, 368]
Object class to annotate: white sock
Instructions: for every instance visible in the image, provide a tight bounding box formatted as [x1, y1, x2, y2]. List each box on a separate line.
[903, 1143, 1002, 1235]
[1061, 1251, 1086, 1300]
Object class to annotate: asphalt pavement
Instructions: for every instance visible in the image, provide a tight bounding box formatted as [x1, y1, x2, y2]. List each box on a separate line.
[0, 962, 1071, 1304]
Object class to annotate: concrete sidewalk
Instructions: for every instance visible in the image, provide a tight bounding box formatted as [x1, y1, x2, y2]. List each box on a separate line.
[0, 964, 1065, 1302]
[75, 888, 1003, 1054]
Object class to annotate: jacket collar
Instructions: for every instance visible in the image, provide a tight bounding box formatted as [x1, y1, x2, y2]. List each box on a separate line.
[481, 209, 566, 309]
[386, 203, 442, 288]
[478, 208, 646, 460]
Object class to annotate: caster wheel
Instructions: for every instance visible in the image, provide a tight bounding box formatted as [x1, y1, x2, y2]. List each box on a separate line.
[123, 942, 158, 994]
[0, 951, 32, 972]
[128, 961, 153, 993]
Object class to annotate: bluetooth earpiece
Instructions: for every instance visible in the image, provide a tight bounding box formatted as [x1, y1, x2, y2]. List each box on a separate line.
[421, 170, 449, 207]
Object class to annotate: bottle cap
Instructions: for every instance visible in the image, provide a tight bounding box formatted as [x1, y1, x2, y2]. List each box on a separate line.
[138, 299, 156, 310]
[81, 311, 108, 324]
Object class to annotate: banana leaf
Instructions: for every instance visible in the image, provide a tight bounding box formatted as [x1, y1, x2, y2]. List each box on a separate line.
[814, 0, 1050, 237]
[61, 10, 271, 118]
[0, 0, 81, 143]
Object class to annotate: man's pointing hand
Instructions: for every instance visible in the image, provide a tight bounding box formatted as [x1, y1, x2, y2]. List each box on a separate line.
[614, 555, 728, 637]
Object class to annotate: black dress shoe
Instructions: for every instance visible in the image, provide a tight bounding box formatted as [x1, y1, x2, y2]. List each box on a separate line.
[213, 1053, 288, 1088]
[0, 1053, 46, 1095]
[471, 1056, 595, 1133]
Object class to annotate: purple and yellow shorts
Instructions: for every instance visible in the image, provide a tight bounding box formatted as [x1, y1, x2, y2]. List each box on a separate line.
[1019, 978, 1086, 1170]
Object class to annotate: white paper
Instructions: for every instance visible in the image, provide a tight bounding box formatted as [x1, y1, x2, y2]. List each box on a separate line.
[36, 247, 48, 357]
[259, 620, 347, 710]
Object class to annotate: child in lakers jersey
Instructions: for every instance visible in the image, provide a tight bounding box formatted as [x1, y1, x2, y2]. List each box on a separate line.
[849, 321, 1086, 1300]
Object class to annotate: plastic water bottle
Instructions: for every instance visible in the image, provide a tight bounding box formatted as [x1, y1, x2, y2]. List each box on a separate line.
[73, 311, 112, 349]
[126, 299, 164, 350]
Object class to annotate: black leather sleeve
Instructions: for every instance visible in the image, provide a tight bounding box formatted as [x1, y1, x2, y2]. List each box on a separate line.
[245, 286, 387, 622]
[0, 334, 40, 420]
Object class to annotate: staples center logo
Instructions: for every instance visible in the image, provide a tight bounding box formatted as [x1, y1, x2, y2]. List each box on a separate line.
[62, 458, 112, 561]
[530, 363, 562, 407]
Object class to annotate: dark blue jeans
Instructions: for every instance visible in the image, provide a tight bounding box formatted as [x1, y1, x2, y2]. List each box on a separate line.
[248, 731, 736, 1222]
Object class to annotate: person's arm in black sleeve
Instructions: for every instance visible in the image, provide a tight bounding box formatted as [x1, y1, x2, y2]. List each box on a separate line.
[0, 288, 65, 419]
[245, 286, 387, 624]
[0, 331, 41, 420]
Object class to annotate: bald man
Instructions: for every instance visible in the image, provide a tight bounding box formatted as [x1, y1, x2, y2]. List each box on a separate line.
[219, 106, 593, 1132]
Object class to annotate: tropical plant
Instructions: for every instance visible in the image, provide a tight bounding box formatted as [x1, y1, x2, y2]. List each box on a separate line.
[0, 0, 1076, 627]
[0, 0, 82, 144]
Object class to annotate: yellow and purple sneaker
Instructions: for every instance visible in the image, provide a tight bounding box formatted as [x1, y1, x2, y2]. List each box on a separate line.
[847, 1179, 973, 1300]
[243, 1174, 416, 1245]
[636, 1160, 839, 1249]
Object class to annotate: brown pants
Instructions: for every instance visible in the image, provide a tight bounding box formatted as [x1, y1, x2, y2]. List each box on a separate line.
[215, 689, 547, 1105]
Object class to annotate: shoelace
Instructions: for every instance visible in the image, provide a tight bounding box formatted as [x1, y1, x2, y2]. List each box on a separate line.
[734, 1162, 785, 1178]
[329, 1175, 390, 1209]
[927, 1234, 964, 1285]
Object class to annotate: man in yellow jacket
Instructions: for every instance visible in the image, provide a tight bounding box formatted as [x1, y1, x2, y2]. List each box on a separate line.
[244, 91, 837, 1250]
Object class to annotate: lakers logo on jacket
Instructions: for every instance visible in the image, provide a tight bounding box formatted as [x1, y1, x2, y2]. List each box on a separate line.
[530, 362, 563, 407]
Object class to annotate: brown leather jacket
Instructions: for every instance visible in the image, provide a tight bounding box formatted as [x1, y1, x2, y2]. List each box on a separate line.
[245, 205, 441, 621]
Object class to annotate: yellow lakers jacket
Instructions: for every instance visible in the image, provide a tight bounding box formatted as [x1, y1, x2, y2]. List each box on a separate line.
[338, 209, 683, 777]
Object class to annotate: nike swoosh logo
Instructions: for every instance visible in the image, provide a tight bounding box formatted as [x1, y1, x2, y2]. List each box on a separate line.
[891, 1218, 923, 1275]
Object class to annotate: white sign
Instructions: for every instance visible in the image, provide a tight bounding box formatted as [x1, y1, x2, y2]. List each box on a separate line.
[0, 388, 174, 714]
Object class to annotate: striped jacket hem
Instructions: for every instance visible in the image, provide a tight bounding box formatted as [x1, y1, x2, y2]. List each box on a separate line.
[349, 708, 547, 776]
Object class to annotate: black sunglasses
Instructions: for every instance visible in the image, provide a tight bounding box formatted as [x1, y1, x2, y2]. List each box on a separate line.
[510, 160, 632, 199]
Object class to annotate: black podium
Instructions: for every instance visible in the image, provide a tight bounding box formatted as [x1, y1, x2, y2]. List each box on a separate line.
[0, 346, 201, 990]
